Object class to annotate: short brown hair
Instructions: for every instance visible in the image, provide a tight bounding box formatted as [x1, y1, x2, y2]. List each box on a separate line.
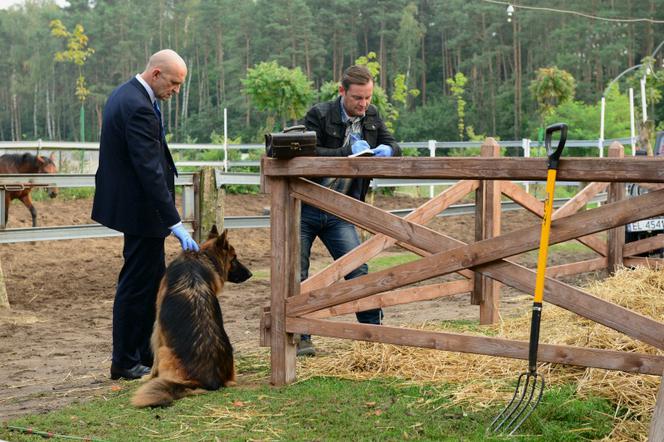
[341, 65, 373, 90]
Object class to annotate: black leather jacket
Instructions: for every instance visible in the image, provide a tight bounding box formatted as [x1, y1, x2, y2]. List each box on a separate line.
[303, 96, 401, 201]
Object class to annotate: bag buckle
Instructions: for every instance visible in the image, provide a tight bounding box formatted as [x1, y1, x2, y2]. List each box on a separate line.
[290, 142, 301, 150]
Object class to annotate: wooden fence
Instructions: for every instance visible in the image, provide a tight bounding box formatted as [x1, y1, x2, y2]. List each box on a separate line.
[260, 138, 664, 436]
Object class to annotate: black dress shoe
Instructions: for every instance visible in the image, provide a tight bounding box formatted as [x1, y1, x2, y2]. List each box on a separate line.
[110, 363, 151, 380]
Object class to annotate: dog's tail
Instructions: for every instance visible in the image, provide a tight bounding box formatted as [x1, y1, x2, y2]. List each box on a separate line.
[132, 378, 194, 408]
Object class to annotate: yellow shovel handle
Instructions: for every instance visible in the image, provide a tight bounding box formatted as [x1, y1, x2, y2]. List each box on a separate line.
[533, 168, 557, 303]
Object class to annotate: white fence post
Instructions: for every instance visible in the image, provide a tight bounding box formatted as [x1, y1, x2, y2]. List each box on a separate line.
[522, 138, 530, 193]
[599, 96, 605, 158]
[630, 87, 636, 156]
[428, 139, 436, 198]
[223, 107, 229, 172]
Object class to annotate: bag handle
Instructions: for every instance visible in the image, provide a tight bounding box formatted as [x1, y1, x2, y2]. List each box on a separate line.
[283, 125, 306, 133]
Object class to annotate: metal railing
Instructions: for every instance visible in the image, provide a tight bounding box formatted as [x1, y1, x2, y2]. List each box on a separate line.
[0, 168, 607, 243]
[0, 173, 196, 242]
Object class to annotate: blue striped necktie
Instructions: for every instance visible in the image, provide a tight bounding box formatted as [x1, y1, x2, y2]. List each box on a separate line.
[152, 100, 166, 140]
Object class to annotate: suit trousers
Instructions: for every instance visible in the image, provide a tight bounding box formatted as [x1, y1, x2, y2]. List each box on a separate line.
[112, 234, 165, 368]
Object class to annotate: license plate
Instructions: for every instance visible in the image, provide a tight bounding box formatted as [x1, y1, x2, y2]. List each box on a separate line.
[627, 217, 664, 232]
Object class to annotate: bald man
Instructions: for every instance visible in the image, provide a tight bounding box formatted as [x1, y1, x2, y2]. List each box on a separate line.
[92, 49, 198, 380]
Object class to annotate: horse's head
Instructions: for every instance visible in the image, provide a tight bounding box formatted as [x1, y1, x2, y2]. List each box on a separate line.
[36, 153, 58, 198]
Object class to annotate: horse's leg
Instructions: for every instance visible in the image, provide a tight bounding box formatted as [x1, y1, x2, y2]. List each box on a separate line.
[3, 194, 9, 226]
[19, 192, 37, 227]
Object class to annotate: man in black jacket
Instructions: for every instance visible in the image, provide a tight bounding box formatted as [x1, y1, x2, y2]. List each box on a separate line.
[92, 49, 199, 380]
[299, 65, 401, 356]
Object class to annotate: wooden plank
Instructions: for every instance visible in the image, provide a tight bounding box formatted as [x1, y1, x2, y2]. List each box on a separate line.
[0, 259, 9, 309]
[635, 182, 664, 192]
[623, 257, 664, 268]
[305, 279, 473, 319]
[263, 157, 664, 183]
[607, 143, 625, 274]
[269, 177, 297, 385]
[300, 180, 479, 294]
[287, 188, 664, 317]
[477, 259, 664, 350]
[287, 192, 664, 351]
[285, 317, 664, 375]
[552, 182, 609, 220]
[259, 306, 271, 347]
[501, 180, 608, 256]
[623, 234, 664, 257]
[500, 180, 543, 215]
[649, 370, 664, 441]
[473, 139, 501, 324]
[546, 257, 607, 278]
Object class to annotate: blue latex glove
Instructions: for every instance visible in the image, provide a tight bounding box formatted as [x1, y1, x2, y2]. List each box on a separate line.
[351, 139, 371, 154]
[170, 222, 200, 252]
[372, 144, 393, 157]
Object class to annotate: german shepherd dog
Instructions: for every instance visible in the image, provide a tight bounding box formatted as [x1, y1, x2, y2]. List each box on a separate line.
[132, 226, 252, 408]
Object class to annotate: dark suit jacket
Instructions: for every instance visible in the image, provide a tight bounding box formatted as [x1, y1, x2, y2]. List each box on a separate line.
[92, 77, 180, 238]
[303, 96, 401, 201]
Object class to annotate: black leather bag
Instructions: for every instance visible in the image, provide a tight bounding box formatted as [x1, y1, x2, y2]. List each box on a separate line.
[265, 125, 317, 159]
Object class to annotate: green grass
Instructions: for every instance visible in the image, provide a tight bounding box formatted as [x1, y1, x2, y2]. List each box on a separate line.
[367, 252, 419, 272]
[0, 371, 614, 442]
[29, 187, 95, 201]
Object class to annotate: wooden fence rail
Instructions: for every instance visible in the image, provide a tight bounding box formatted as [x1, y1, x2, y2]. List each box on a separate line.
[260, 138, 664, 431]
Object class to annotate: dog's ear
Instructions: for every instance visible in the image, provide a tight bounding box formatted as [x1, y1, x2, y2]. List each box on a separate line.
[214, 228, 230, 251]
[207, 225, 220, 240]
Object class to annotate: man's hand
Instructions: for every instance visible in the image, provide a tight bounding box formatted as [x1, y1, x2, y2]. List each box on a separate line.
[170, 222, 200, 252]
[372, 144, 393, 157]
[351, 139, 370, 154]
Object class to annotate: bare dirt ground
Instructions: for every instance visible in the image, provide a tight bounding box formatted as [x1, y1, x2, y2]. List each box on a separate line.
[0, 191, 601, 420]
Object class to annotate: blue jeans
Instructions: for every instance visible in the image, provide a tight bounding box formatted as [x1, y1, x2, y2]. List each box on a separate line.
[300, 204, 382, 342]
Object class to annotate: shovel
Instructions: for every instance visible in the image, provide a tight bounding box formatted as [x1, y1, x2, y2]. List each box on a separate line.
[488, 122, 568, 435]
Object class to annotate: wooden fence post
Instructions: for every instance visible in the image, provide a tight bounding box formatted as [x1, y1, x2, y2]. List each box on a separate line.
[649, 370, 664, 441]
[269, 176, 299, 386]
[607, 142, 625, 274]
[474, 137, 501, 324]
[197, 166, 224, 242]
[0, 259, 9, 309]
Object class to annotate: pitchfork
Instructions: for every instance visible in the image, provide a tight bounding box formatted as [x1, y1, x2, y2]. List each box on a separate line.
[488, 123, 568, 436]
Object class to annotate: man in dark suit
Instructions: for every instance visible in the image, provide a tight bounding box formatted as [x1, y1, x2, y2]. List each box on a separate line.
[92, 49, 199, 380]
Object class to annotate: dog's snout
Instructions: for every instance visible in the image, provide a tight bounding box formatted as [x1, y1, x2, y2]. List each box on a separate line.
[228, 258, 252, 283]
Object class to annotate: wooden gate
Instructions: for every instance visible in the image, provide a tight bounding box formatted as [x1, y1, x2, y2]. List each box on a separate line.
[260, 139, 664, 433]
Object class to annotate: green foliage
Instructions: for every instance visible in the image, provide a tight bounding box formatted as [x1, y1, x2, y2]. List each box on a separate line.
[318, 80, 340, 103]
[544, 87, 631, 156]
[446, 72, 468, 140]
[2, 1, 664, 143]
[392, 73, 420, 107]
[242, 61, 314, 131]
[50, 20, 94, 103]
[354, 51, 381, 78]
[394, 97, 457, 142]
[529, 66, 576, 123]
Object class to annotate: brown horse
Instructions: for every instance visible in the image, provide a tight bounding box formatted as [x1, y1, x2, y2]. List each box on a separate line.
[0, 153, 58, 227]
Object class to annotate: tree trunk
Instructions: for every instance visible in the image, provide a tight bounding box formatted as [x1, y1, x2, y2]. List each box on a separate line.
[421, 34, 426, 105]
[33, 83, 38, 138]
[379, 21, 386, 89]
